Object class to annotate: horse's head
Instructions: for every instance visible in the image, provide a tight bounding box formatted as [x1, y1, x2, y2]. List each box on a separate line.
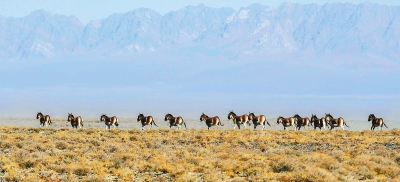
[248, 112, 255, 120]
[165, 113, 173, 121]
[368, 114, 375, 122]
[277, 116, 283, 124]
[36, 112, 43, 119]
[68, 113, 74, 122]
[325, 113, 332, 121]
[137, 113, 144, 122]
[100, 114, 107, 122]
[227, 110, 236, 120]
[200, 113, 208, 122]
[310, 114, 317, 121]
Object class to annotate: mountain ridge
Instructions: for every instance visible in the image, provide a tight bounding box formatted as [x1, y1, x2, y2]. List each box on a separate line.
[0, 3, 399, 68]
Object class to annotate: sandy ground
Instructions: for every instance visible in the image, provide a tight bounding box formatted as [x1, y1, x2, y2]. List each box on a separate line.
[0, 117, 398, 131]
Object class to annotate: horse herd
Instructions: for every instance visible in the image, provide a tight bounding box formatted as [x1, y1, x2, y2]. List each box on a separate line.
[35, 112, 389, 131]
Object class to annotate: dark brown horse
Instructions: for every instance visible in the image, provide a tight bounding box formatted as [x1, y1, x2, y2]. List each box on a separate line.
[137, 113, 158, 130]
[248, 112, 270, 130]
[293, 114, 310, 130]
[67, 113, 83, 129]
[368, 114, 388, 131]
[277, 116, 297, 130]
[325, 113, 349, 130]
[227, 111, 250, 129]
[164, 113, 187, 130]
[36, 112, 52, 127]
[100, 114, 119, 129]
[200, 113, 223, 130]
[310, 114, 326, 130]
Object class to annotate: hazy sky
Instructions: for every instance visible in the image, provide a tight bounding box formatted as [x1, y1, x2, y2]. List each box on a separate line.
[0, 0, 399, 23]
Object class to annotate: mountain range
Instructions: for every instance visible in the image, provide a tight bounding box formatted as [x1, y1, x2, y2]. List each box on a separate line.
[0, 2, 399, 66]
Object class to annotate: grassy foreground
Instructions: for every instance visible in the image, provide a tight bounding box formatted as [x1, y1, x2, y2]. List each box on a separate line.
[0, 127, 399, 181]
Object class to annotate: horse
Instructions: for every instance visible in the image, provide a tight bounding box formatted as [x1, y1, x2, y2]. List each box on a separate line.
[67, 113, 83, 129]
[200, 113, 223, 130]
[36, 112, 52, 127]
[277, 116, 297, 130]
[137, 113, 158, 130]
[248, 112, 271, 130]
[164, 113, 187, 130]
[100, 114, 119, 129]
[293, 114, 310, 130]
[310, 114, 326, 130]
[325, 113, 349, 130]
[368, 114, 388, 131]
[227, 111, 250, 129]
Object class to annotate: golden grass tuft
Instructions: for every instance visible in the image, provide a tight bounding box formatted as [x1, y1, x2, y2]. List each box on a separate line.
[0, 127, 398, 181]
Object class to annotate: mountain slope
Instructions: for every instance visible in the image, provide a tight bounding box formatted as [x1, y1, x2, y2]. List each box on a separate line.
[0, 3, 399, 64]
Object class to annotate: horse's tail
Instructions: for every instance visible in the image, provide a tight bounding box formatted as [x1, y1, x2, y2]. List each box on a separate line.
[152, 118, 158, 127]
[183, 119, 187, 129]
[344, 120, 350, 128]
[218, 118, 224, 126]
[266, 119, 271, 127]
[383, 120, 388, 129]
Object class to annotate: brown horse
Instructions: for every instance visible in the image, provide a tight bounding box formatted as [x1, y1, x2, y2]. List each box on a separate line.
[325, 113, 349, 130]
[137, 113, 158, 130]
[164, 113, 187, 130]
[200, 113, 223, 130]
[277, 116, 297, 130]
[310, 114, 326, 130]
[248, 112, 270, 130]
[67, 113, 83, 129]
[100, 114, 119, 129]
[293, 114, 310, 130]
[368, 114, 388, 131]
[36, 112, 52, 127]
[227, 111, 250, 129]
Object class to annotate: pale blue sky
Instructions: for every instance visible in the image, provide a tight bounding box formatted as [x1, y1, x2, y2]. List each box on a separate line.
[0, 0, 399, 23]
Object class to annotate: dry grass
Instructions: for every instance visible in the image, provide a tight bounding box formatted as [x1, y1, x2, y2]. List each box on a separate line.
[0, 127, 398, 181]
